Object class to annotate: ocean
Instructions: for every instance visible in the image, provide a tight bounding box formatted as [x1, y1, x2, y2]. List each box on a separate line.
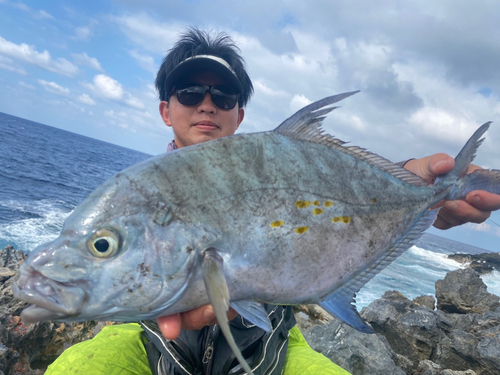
[1, 111, 498, 308]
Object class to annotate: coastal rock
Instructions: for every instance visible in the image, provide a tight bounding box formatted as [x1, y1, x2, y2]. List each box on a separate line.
[298, 310, 406, 375]
[358, 270, 500, 375]
[361, 291, 453, 366]
[416, 360, 477, 375]
[413, 295, 436, 310]
[435, 268, 500, 314]
[448, 253, 500, 275]
[0, 246, 105, 374]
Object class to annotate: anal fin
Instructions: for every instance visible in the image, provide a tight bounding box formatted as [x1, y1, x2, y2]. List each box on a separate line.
[202, 248, 255, 375]
[319, 289, 375, 333]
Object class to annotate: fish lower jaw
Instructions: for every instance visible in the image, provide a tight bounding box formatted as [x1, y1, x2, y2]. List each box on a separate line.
[13, 286, 82, 323]
[13, 271, 86, 323]
[20, 305, 70, 324]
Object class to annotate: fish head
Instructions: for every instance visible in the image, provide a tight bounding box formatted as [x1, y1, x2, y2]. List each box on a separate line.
[14, 176, 200, 323]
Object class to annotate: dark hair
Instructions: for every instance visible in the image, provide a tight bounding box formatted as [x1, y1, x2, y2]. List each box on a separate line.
[156, 28, 253, 107]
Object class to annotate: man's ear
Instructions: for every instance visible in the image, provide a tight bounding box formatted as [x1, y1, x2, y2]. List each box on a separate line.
[236, 107, 245, 130]
[159, 101, 172, 127]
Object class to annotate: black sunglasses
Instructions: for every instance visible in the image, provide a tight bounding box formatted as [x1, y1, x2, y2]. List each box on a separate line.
[174, 83, 239, 110]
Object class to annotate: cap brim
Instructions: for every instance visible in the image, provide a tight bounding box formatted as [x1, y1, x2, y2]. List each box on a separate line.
[165, 55, 243, 96]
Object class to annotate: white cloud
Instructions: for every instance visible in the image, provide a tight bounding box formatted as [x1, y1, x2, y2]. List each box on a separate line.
[38, 79, 70, 96]
[87, 74, 145, 109]
[72, 19, 98, 41]
[0, 36, 79, 76]
[37, 10, 53, 20]
[0, 55, 26, 74]
[72, 52, 104, 72]
[253, 80, 288, 98]
[129, 50, 157, 73]
[78, 93, 96, 105]
[290, 94, 312, 113]
[11, 2, 30, 12]
[112, 13, 184, 52]
[6, 1, 53, 20]
[466, 222, 491, 233]
[92, 74, 124, 100]
[18, 81, 35, 89]
[74, 26, 92, 41]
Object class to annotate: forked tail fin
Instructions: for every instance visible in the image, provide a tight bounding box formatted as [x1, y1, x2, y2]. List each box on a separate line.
[433, 121, 500, 200]
[446, 169, 500, 200]
[435, 122, 491, 186]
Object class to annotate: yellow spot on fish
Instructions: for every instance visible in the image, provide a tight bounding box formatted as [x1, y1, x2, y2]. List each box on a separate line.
[312, 200, 320, 206]
[333, 216, 351, 223]
[324, 201, 334, 207]
[313, 208, 324, 215]
[370, 198, 377, 204]
[295, 226, 309, 234]
[295, 201, 310, 208]
[270, 220, 284, 228]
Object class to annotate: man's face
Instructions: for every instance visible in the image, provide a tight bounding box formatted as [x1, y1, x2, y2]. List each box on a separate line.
[160, 70, 245, 149]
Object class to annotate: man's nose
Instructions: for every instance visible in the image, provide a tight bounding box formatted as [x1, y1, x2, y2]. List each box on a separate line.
[197, 92, 217, 113]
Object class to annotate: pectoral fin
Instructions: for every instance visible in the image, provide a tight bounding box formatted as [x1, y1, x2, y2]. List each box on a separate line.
[202, 248, 254, 375]
[230, 300, 272, 332]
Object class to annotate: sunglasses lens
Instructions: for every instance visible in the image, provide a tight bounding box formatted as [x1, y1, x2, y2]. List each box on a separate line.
[176, 84, 238, 109]
[176, 84, 205, 106]
[211, 86, 238, 110]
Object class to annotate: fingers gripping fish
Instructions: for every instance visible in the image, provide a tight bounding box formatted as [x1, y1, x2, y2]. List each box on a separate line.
[14, 91, 500, 375]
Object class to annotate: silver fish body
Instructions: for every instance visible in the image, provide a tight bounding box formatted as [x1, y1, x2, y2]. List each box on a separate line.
[14, 92, 500, 374]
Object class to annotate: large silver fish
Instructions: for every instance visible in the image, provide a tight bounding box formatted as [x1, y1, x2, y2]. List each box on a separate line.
[14, 92, 500, 375]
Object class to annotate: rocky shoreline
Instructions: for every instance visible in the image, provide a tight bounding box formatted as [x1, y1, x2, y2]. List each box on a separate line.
[1, 245, 499, 375]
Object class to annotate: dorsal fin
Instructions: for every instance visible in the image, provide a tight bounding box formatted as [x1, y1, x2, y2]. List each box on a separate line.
[274, 91, 359, 136]
[274, 91, 428, 187]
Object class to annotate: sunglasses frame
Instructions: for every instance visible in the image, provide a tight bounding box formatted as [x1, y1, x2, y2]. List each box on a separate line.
[173, 83, 240, 110]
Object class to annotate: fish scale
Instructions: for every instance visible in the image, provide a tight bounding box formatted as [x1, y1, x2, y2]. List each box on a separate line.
[14, 91, 500, 375]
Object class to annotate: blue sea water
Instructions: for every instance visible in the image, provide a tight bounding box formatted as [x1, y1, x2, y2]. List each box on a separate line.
[0, 111, 498, 308]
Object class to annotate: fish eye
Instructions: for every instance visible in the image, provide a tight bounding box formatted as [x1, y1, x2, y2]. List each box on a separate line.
[87, 228, 120, 258]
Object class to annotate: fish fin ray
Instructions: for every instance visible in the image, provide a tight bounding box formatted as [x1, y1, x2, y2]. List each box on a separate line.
[274, 91, 428, 187]
[274, 91, 359, 136]
[446, 169, 500, 200]
[202, 248, 254, 375]
[230, 300, 272, 332]
[320, 208, 438, 333]
[436, 122, 491, 185]
[319, 290, 375, 333]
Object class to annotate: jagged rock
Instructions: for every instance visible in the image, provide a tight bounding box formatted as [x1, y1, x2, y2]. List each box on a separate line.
[416, 360, 477, 375]
[300, 315, 406, 375]
[413, 295, 436, 310]
[0, 246, 106, 374]
[448, 253, 500, 274]
[360, 276, 500, 375]
[361, 290, 452, 366]
[435, 268, 500, 314]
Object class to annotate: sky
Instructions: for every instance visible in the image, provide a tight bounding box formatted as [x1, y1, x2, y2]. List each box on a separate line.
[0, 0, 499, 251]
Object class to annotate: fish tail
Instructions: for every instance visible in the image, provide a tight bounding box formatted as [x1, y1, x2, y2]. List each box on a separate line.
[435, 122, 491, 186]
[433, 121, 500, 200]
[434, 121, 491, 185]
[445, 169, 500, 200]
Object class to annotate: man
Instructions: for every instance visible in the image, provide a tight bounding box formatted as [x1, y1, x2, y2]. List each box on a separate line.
[46, 28, 500, 375]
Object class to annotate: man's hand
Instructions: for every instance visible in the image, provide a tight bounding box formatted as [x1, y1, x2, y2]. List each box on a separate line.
[404, 154, 500, 229]
[156, 305, 238, 340]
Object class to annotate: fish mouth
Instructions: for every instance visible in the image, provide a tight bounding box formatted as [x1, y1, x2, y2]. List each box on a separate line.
[13, 267, 86, 324]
